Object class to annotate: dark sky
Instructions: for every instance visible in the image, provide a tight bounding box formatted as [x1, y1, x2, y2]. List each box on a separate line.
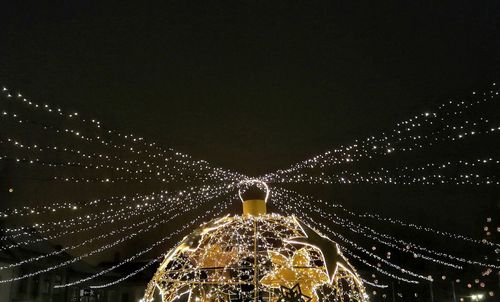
[0, 1, 499, 268]
[1, 1, 499, 175]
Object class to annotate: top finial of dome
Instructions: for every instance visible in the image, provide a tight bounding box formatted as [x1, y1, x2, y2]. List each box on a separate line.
[238, 179, 269, 202]
[238, 179, 269, 216]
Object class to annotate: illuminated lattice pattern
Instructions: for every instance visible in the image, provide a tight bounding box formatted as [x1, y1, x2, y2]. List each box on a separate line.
[144, 214, 366, 302]
[1, 84, 498, 297]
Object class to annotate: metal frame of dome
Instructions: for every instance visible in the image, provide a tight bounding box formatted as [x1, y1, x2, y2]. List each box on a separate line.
[142, 188, 366, 302]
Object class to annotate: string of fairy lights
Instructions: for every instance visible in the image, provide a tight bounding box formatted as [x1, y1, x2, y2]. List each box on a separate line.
[0, 185, 228, 254]
[272, 190, 430, 284]
[272, 157, 500, 186]
[1, 87, 244, 184]
[55, 193, 233, 289]
[273, 187, 498, 269]
[0, 189, 161, 220]
[0, 185, 232, 284]
[0, 83, 498, 300]
[273, 192, 496, 300]
[262, 83, 499, 183]
[0, 191, 191, 270]
[2, 190, 173, 238]
[1, 192, 158, 236]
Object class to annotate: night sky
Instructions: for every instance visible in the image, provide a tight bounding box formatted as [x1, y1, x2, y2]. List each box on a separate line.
[0, 1, 499, 270]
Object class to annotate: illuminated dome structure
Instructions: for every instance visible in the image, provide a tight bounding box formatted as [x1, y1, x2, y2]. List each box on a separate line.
[143, 181, 366, 302]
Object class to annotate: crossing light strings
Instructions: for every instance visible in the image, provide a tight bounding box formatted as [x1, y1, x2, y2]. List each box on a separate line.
[0, 184, 233, 284]
[262, 83, 499, 183]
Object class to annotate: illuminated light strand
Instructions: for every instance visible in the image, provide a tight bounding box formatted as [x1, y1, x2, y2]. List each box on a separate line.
[330, 211, 493, 269]
[0, 190, 168, 235]
[90, 256, 162, 289]
[0, 185, 231, 284]
[305, 216, 431, 282]
[271, 194, 421, 284]
[305, 214, 495, 286]
[1, 184, 233, 248]
[0, 109, 242, 185]
[1, 190, 168, 239]
[0, 87, 183, 158]
[272, 185, 498, 248]
[0, 148, 154, 175]
[0, 206, 170, 270]
[0, 136, 242, 183]
[359, 279, 388, 289]
[273, 157, 500, 186]
[49, 174, 218, 184]
[276, 187, 498, 269]
[53, 193, 232, 288]
[0, 185, 228, 270]
[1, 87, 203, 162]
[90, 192, 240, 290]
[1, 135, 123, 162]
[0, 189, 165, 220]
[263, 86, 498, 181]
[355, 223, 499, 269]
[1, 190, 190, 247]
[342, 205, 499, 248]
[2, 179, 231, 239]
[272, 192, 433, 282]
[276, 186, 499, 256]
[0, 211, 181, 283]
[0, 152, 241, 186]
[0, 149, 239, 186]
[275, 172, 500, 186]
[4, 84, 496, 181]
[9, 145, 500, 185]
[342, 249, 419, 284]
[0, 152, 237, 184]
[275, 188, 463, 269]
[266, 118, 500, 183]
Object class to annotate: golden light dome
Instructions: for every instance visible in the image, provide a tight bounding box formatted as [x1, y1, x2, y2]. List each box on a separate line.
[143, 182, 366, 302]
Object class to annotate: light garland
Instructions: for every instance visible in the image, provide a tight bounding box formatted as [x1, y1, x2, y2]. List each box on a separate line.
[275, 187, 498, 269]
[271, 191, 430, 283]
[0, 83, 497, 302]
[263, 84, 499, 182]
[142, 208, 366, 302]
[54, 192, 233, 288]
[1, 190, 173, 244]
[1, 88, 244, 182]
[0, 185, 230, 270]
[274, 157, 500, 186]
[0, 184, 232, 284]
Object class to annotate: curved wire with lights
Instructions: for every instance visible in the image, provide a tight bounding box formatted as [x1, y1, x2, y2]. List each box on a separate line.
[0, 83, 498, 301]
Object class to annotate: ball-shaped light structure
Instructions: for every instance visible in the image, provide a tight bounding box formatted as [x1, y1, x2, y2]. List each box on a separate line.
[143, 183, 366, 302]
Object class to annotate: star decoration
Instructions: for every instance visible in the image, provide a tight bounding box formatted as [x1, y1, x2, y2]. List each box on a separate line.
[198, 244, 237, 268]
[285, 218, 358, 284]
[196, 244, 237, 282]
[145, 214, 366, 302]
[261, 248, 329, 302]
[277, 284, 312, 302]
[158, 215, 231, 271]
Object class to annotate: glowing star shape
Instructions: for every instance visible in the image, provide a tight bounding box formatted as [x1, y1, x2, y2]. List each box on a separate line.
[196, 244, 237, 282]
[277, 284, 312, 302]
[198, 244, 237, 268]
[261, 248, 329, 302]
[285, 218, 357, 284]
[158, 215, 230, 271]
